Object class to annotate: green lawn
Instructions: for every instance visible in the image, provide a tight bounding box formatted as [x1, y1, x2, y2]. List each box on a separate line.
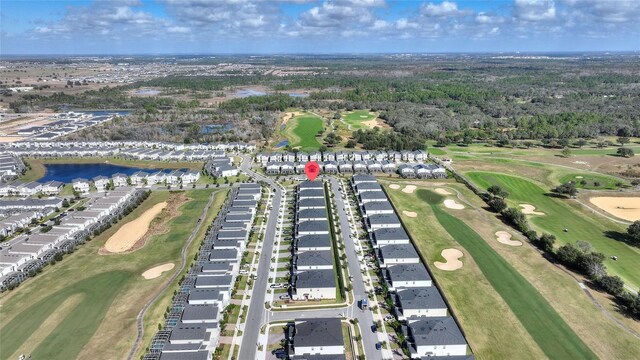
[283, 113, 324, 151]
[466, 172, 640, 290]
[427, 147, 447, 155]
[0, 189, 228, 360]
[342, 110, 376, 130]
[418, 189, 597, 360]
[558, 172, 626, 190]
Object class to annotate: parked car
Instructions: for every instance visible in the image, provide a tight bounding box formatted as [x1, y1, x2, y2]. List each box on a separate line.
[375, 342, 382, 350]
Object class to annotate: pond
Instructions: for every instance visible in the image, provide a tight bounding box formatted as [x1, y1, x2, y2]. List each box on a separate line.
[275, 140, 289, 148]
[38, 163, 174, 183]
[234, 89, 267, 98]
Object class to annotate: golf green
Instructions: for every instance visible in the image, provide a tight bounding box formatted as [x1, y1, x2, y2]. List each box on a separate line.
[286, 114, 324, 150]
[418, 189, 597, 360]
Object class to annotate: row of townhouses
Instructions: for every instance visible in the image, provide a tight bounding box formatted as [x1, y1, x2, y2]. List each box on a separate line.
[5, 147, 227, 161]
[264, 161, 446, 178]
[0, 211, 48, 238]
[0, 140, 256, 152]
[0, 187, 144, 289]
[351, 174, 473, 359]
[17, 114, 113, 141]
[290, 180, 336, 301]
[71, 170, 201, 194]
[257, 149, 428, 165]
[0, 180, 64, 197]
[143, 183, 262, 360]
[203, 157, 239, 178]
[0, 153, 25, 180]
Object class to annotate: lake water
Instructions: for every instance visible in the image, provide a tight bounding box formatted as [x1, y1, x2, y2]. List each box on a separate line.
[288, 93, 309, 98]
[135, 89, 160, 95]
[235, 89, 267, 98]
[38, 163, 168, 183]
[276, 140, 289, 148]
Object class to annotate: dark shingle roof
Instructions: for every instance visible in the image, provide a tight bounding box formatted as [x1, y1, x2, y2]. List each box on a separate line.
[294, 318, 344, 348]
[296, 250, 333, 267]
[372, 227, 410, 241]
[396, 287, 447, 310]
[296, 234, 331, 249]
[295, 269, 336, 289]
[387, 264, 431, 283]
[408, 317, 466, 346]
[380, 244, 419, 260]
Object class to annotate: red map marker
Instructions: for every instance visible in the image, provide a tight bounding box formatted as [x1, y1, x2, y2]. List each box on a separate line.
[304, 161, 320, 181]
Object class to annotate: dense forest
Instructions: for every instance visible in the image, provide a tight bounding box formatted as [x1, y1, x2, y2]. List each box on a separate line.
[7, 55, 640, 144]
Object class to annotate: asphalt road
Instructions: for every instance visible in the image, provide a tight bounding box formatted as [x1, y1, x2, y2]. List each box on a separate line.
[238, 155, 284, 360]
[329, 177, 384, 360]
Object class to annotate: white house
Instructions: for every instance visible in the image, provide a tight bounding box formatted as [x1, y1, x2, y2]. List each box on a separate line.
[72, 178, 90, 194]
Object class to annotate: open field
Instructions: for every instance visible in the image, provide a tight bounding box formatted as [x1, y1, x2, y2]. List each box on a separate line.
[416, 188, 596, 360]
[21, 157, 205, 182]
[0, 189, 227, 360]
[466, 172, 640, 290]
[384, 180, 640, 360]
[281, 112, 324, 151]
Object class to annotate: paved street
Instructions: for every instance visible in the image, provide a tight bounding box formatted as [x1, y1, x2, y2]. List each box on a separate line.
[238, 156, 285, 360]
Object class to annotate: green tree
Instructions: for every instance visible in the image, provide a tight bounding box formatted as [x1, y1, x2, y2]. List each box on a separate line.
[487, 185, 509, 199]
[552, 182, 577, 198]
[561, 147, 571, 158]
[617, 147, 634, 158]
[628, 221, 640, 243]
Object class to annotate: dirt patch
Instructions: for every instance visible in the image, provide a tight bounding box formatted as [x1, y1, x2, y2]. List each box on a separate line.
[434, 248, 464, 271]
[281, 111, 303, 126]
[361, 118, 391, 129]
[434, 188, 452, 195]
[402, 210, 417, 218]
[444, 199, 465, 210]
[402, 185, 416, 194]
[520, 204, 545, 216]
[142, 263, 175, 280]
[389, 184, 401, 190]
[100, 193, 188, 254]
[589, 197, 640, 222]
[495, 231, 523, 247]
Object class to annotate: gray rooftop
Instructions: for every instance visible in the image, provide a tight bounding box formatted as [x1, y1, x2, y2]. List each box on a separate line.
[407, 316, 466, 346]
[209, 249, 238, 260]
[296, 250, 333, 267]
[372, 227, 410, 241]
[160, 350, 209, 360]
[299, 181, 324, 190]
[294, 318, 344, 348]
[379, 244, 420, 260]
[297, 198, 326, 208]
[297, 209, 328, 221]
[295, 269, 336, 289]
[181, 304, 219, 322]
[188, 289, 224, 302]
[396, 287, 447, 310]
[387, 264, 432, 283]
[297, 220, 329, 233]
[296, 234, 331, 249]
[362, 201, 394, 212]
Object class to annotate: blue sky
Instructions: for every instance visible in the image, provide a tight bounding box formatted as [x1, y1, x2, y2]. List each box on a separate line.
[1, 0, 639, 55]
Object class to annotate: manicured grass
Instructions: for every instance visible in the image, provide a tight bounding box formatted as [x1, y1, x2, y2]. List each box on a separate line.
[466, 172, 640, 289]
[427, 147, 447, 155]
[342, 110, 376, 130]
[384, 183, 546, 359]
[417, 189, 597, 360]
[558, 172, 626, 189]
[283, 112, 324, 151]
[0, 189, 228, 360]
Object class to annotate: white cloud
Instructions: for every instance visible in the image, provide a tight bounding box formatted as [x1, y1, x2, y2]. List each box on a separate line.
[514, 0, 556, 21]
[420, 1, 470, 17]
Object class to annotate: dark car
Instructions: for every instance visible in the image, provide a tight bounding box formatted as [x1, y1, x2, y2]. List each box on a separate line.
[375, 342, 382, 350]
[371, 323, 378, 332]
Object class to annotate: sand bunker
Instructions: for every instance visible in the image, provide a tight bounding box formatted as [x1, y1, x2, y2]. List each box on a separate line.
[495, 231, 522, 246]
[103, 202, 168, 253]
[575, 176, 584, 179]
[402, 185, 417, 194]
[282, 111, 302, 125]
[402, 211, 418, 218]
[434, 249, 464, 271]
[589, 197, 640, 222]
[434, 188, 452, 195]
[389, 184, 401, 190]
[142, 263, 175, 280]
[359, 115, 368, 118]
[520, 204, 545, 216]
[444, 199, 464, 210]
